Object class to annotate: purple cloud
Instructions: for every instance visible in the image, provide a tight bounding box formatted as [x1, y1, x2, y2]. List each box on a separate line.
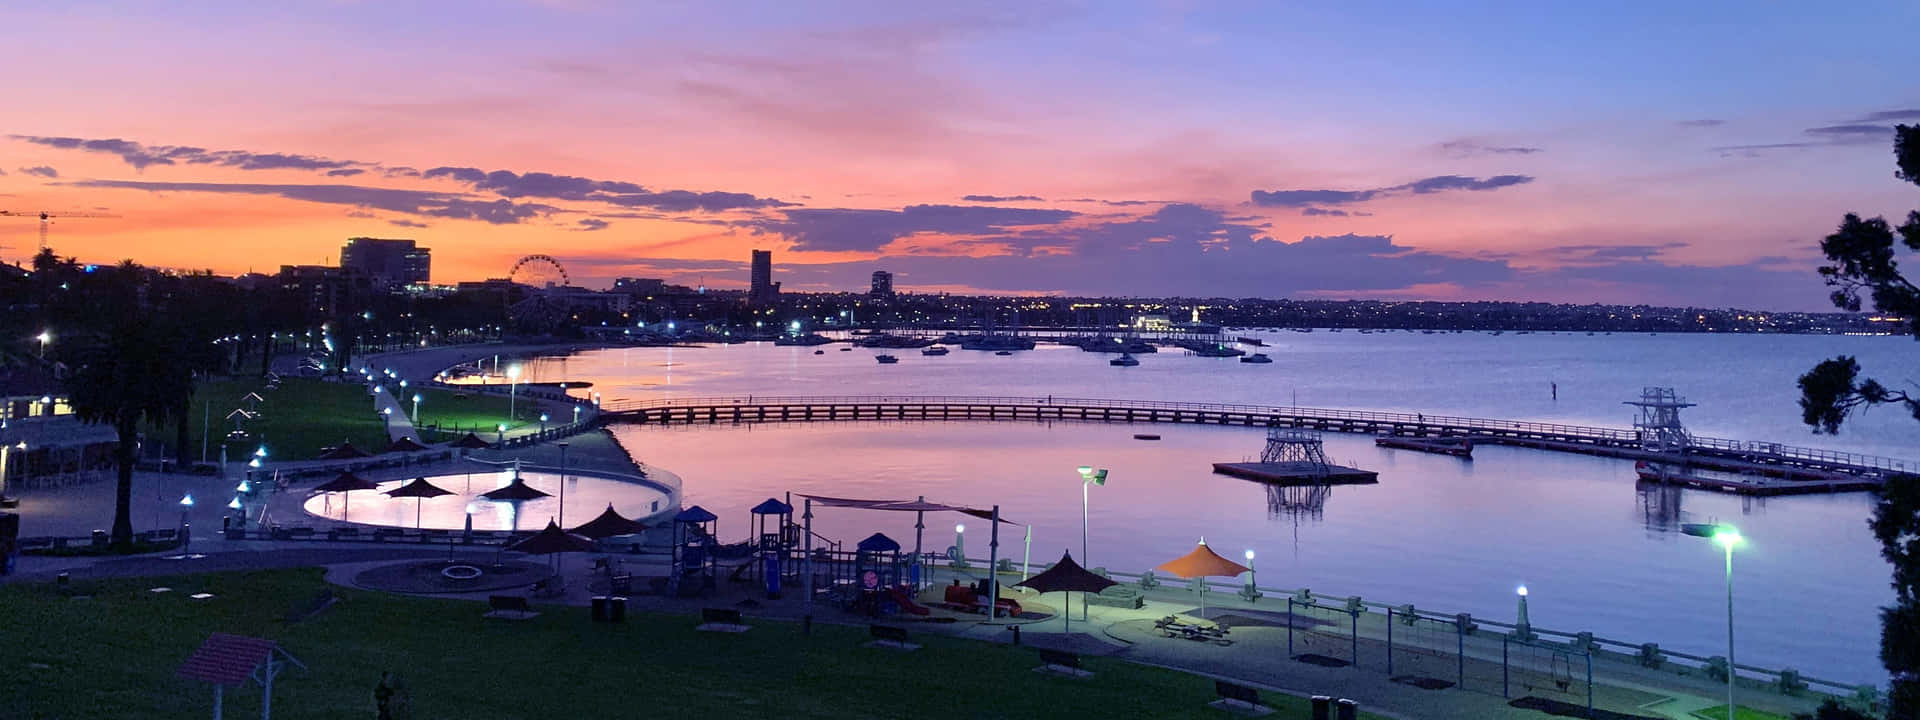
[388, 219, 429, 228]
[1439, 140, 1543, 157]
[9, 135, 364, 172]
[327, 168, 366, 177]
[962, 194, 1044, 202]
[577, 218, 610, 231]
[66, 179, 557, 224]
[1251, 174, 1534, 208]
[18, 166, 57, 178]
[1854, 109, 1920, 122]
[1679, 119, 1726, 127]
[756, 204, 1079, 252]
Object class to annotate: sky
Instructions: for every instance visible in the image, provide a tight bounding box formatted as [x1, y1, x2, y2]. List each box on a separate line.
[1, 1, 1916, 311]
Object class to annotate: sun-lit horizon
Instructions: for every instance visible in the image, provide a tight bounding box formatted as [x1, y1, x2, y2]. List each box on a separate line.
[3, 2, 1917, 311]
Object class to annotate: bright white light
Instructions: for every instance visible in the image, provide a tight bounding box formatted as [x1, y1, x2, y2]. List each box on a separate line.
[412, 394, 421, 403]
[955, 524, 965, 533]
[1245, 549, 1255, 560]
[180, 494, 195, 507]
[506, 364, 522, 380]
[236, 480, 250, 493]
[227, 497, 242, 510]
[1517, 585, 1529, 597]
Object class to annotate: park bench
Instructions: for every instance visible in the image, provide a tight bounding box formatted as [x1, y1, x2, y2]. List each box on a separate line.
[1209, 680, 1268, 715]
[866, 624, 918, 651]
[371, 528, 404, 542]
[695, 607, 750, 633]
[1035, 648, 1092, 678]
[483, 595, 539, 620]
[1087, 584, 1144, 609]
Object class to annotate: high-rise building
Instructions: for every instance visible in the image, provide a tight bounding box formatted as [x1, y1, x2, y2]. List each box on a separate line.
[749, 249, 780, 305]
[340, 237, 431, 288]
[870, 270, 894, 298]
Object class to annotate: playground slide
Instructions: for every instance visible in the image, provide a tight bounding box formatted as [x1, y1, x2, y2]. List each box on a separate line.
[888, 586, 931, 616]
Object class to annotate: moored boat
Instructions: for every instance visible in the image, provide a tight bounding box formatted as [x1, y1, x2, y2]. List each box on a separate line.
[875, 354, 899, 364]
[1240, 353, 1272, 364]
[1110, 353, 1139, 367]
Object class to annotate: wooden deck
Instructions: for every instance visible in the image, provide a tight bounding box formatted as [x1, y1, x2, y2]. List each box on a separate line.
[599, 395, 1912, 485]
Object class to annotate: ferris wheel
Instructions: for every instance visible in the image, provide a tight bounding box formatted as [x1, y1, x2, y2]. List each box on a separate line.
[509, 254, 570, 289]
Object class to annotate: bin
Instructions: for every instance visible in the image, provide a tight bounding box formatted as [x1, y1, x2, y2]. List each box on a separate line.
[91, 530, 107, 547]
[608, 596, 627, 623]
[1335, 698, 1358, 720]
[591, 596, 609, 622]
[1310, 696, 1331, 720]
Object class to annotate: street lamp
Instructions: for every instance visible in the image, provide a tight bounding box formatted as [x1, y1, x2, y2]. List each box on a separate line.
[539, 413, 549, 434]
[506, 363, 522, 423]
[36, 330, 51, 359]
[1075, 465, 1108, 620]
[1683, 523, 1742, 719]
[496, 423, 507, 446]
[953, 523, 966, 568]
[411, 394, 422, 424]
[572, 405, 582, 425]
[557, 441, 569, 527]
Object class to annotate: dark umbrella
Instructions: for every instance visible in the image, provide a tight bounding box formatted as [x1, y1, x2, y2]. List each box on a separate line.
[508, 520, 596, 578]
[386, 436, 429, 453]
[1015, 550, 1116, 634]
[481, 476, 551, 502]
[385, 477, 453, 529]
[317, 440, 371, 460]
[449, 433, 492, 450]
[312, 471, 378, 517]
[569, 503, 648, 540]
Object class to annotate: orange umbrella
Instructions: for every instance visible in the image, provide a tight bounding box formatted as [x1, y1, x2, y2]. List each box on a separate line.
[1155, 538, 1250, 616]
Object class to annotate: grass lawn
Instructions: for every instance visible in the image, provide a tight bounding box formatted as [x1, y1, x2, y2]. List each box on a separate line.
[1692, 705, 1793, 720]
[0, 568, 1376, 719]
[163, 378, 556, 462]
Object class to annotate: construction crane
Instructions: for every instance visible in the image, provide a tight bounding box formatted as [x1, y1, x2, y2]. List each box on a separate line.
[0, 209, 121, 253]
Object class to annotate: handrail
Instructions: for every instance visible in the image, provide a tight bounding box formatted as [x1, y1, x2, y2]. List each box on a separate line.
[600, 394, 1916, 473]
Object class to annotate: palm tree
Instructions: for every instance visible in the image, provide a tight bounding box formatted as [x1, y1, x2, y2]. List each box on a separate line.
[65, 320, 194, 550]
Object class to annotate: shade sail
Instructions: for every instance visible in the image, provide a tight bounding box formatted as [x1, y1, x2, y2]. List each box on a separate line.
[1015, 551, 1116, 595]
[1155, 539, 1250, 579]
[855, 532, 901, 553]
[749, 498, 793, 515]
[794, 494, 1015, 523]
[386, 437, 429, 453]
[317, 441, 371, 459]
[674, 505, 718, 523]
[448, 433, 493, 449]
[507, 521, 595, 554]
[569, 503, 648, 539]
[796, 494, 906, 509]
[312, 471, 379, 493]
[481, 477, 551, 501]
[384, 477, 452, 498]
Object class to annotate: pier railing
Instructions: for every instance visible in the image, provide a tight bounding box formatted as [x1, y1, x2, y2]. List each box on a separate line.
[599, 394, 1918, 475]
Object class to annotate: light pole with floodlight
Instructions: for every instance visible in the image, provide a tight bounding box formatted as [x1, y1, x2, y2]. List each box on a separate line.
[36, 330, 50, 359]
[507, 363, 522, 424]
[1075, 465, 1108, 619]
[1683, 523, 1741, 719]
[412, 394, 422, 424]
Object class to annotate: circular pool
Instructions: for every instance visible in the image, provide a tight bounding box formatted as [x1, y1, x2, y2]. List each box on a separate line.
[301, 469, 670, 532]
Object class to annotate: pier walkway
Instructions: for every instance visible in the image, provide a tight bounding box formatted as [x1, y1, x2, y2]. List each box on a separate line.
[599, 394, 1915, 481]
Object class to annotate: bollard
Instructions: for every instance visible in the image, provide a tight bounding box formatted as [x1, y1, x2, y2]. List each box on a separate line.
[1335, 698, 1358, 720]
[1310, 695, 1331, 720]
[1009, 625, 1021, 645]
[609, 596, 626, 623]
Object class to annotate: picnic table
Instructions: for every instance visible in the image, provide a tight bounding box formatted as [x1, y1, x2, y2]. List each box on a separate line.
[1154, 615, 1232, 644]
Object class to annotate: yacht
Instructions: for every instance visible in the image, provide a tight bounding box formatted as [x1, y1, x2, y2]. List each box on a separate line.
[813, 350, 824, 355]
[875, 354, 899, 364]
[921, 346, 949, 356]
[1109, 353, 1139, 367]
[994, 350, 1014, 356]
[1240, 353, 1272, 364]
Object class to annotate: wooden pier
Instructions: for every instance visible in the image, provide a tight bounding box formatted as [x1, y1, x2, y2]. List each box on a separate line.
[599, 395, 1912, 486]
[1212, 462, 1378, 485]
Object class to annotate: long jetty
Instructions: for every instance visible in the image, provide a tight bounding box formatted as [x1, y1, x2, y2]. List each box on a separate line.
[598, 394, 1915, 482]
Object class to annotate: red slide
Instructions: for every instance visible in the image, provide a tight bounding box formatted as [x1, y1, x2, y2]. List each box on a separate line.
[888, 586, 931, 616]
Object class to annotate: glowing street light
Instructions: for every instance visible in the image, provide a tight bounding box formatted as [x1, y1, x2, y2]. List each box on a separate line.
[35, 330, 50, 359]
[412, 394, 422, 424]
[496, 422, 507, 446]
[1683, 523, 1742, 718]
[1075, 465, 1108, 618]
[572, 405, 582, 424]
[506, 363, 523, 423]
[953, 523, 966, 568]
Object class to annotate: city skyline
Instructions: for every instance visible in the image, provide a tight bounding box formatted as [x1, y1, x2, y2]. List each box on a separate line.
[2, 2, 1917, 311]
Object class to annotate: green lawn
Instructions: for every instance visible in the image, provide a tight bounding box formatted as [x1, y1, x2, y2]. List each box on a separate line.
[1692, 705, 1793, 720]
[0, 569, 1370, 719]
[162, 378, 556, 461]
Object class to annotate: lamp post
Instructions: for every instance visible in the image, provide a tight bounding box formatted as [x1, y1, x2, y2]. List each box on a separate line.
[1245, 549, 1257, 596]
[953, 523, 966, 568]
[572, 405, 582, 425]
[496, 423, 506, 447]
[1683, 523, 1741, 719]
[557, 441, 569, 528]
[179, 494, 195, 554]
[506, 363, 522, 424]
[36, 330, 49, 359]
[1076, 465, 1108, 620]
[539, 413, 549, 435]
[411, 394, 422, 425]
[1515, 585, 1532, 640]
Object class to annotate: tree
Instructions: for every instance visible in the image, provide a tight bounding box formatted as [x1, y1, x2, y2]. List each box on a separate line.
[64, 318, 194, 550]
[1797, 123, 1920, 718]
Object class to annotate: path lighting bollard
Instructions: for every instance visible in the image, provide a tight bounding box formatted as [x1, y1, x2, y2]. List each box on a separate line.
[496, 423, 507, 447]
[1240, 549, 1262, 602]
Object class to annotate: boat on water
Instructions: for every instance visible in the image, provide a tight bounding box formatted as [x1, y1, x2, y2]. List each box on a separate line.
[875, 354, 899, 364]
[839, 347, 853, 351]
[994, 350, 1014, 356]
[1110, 353, 1139, 367]
[1240, 353, 1272, 364]
[921, 346, 949, 356]
[813, 350, 824, 355]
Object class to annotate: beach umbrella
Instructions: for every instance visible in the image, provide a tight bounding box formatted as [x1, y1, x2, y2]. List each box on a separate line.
[481, 476, 551, 502]
[507, 520, 596, 577]
[317, 440, 372, 460]
[569, 503, 648, 540]
[449, 433, 492, 450]
[312, 471, 379, 517]
[1155, 538, 1251, 617]
[386, 436, 429, 453]
[1015, 550, 1116, 634]
[384, 477, 453, 529]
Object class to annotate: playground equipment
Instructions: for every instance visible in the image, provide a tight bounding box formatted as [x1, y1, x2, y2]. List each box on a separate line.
[748, 497, 795, 598]
[670, 505, 718, 597]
